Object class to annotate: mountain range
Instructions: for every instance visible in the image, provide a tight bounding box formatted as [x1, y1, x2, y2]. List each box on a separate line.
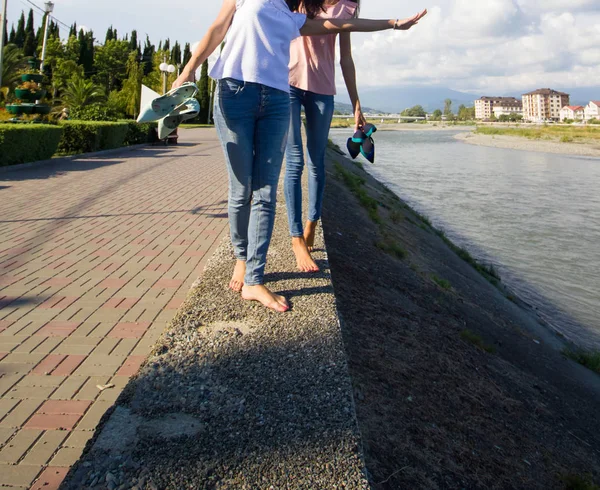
[334, 86, 600, 114]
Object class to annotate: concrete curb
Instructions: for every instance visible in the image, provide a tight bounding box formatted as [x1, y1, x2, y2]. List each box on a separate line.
[0, 143, 150, 174]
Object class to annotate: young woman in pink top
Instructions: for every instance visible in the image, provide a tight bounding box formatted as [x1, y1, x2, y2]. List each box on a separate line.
[285, 0, 367, 272]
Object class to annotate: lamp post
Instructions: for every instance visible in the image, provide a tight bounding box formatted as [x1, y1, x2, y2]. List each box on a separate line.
[159, 60, 175, 94]
[40, 1, 54, 73]
[0, 0, 8, 90]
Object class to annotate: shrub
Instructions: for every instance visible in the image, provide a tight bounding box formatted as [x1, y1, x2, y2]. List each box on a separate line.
[123, 121, 158, 145]
[0, 124, 63, 166]
[57, 121, 130, 154]
[70, 102, 120, 122]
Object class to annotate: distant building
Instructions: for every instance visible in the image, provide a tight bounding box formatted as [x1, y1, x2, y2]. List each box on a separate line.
[475, 97, 522, 120]
[560, 106, 584, 121]
[584, 101, 600, 121]
[522, 88, 570, 122]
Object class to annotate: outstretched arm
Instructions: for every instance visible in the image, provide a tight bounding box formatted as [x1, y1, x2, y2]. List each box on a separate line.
[173, 0, 236, 88]
[339, 33, 366, 131]
[300, 9, 427, 36]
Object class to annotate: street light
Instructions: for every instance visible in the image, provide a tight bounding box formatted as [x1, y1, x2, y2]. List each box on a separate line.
[160, 61, 175, 94]
[40, 1, 54, 73]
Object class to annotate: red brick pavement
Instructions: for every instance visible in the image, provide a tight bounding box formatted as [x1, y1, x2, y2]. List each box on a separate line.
[0, 129, 228, 488]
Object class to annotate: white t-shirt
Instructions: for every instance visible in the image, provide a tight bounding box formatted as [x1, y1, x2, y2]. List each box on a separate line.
[210, 0, 307, 93]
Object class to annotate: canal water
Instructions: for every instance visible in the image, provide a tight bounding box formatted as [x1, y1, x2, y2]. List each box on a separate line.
[329, 128, 600, 349]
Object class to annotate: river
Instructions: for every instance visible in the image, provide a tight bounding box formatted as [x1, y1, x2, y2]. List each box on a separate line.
[329, 128, 600, 349]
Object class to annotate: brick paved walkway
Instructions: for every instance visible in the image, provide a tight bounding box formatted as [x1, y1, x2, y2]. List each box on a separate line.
[0, 129, 229, 488]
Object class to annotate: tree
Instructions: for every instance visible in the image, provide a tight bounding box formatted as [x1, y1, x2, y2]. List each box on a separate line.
[163, 39, 170, 52]
[182, 43, 192, 67]
[9, 25, 16, 44]
[94, 39, 130, 91]
[61, 75, 105, 110]
[443, 98, 453, 116]
[1, 44, 25, 97]
[105, 25, 114, 44]
[129, 30, 138, 52]
[15, 11, 26, 48]
[69, 23, 77, 38]
[197, 60, 210, 123]
[120, 51, 144, 117]
[141, 36, 155, 76]
[457, 104, 475, 121]
[171, 41, 181, 65]
[432, 109, 442, 121]
[401, 105, 426, 118]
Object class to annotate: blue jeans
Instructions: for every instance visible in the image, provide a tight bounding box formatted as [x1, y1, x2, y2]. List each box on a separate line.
[284, 86, 335, 237]
[214, 78, 290, 286]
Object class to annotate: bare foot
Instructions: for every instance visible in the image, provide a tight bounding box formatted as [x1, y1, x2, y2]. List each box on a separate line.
[292, 237, 319, 272]
[304, 220, 318, 251]
[242, 285, 289, 312]
[229, 260, 246, 292]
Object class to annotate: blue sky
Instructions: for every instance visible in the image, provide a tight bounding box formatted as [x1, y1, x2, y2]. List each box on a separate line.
[5, 0, 600, 94]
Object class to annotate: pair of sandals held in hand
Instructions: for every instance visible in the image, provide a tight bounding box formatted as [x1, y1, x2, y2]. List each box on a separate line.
[346, 123, 377, 163]
[137, 82, 200, 139]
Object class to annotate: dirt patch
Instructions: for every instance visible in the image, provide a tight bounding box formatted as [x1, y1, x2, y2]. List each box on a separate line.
[322, 147, 600, 489]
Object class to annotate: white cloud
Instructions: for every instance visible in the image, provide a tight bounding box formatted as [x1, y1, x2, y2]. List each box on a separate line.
[6, 0, 599, 95]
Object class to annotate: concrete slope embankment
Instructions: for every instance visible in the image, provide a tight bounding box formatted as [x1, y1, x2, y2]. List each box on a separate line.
[61, 170, 369, 489]
[321, 143, 600, 489]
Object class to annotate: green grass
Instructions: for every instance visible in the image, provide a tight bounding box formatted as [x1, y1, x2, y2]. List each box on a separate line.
[564, 349, 600, 375]
[334, 162, 381, 224]
[376, 240, 407, 260]
[561, 473, 600, 490]
[180, 123, 214, 129]
[460, 329, 496, 354]
[476, 125, 600, 142]
[432, 275, 452, 290]
[389, 210, 403, 223]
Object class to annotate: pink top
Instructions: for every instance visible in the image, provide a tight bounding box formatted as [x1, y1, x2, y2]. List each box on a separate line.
[288, 0, 357, 95]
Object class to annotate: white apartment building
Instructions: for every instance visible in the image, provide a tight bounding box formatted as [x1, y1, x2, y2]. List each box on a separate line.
[559, 106, 584, 121]
[522, 88, 570, 122]
[584, 101, 600, 121]
[475, 97, 522, 120]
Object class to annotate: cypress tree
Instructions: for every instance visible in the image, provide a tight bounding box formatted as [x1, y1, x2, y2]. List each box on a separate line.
[142, 35, 155, 76]
[105, 25, 113, 43]
[163, 38, 170, 52]
[23, 32, 36, 57]
[9, 25, 16, 44]
[129, 30, 138, 52]
[171, 41, 181, 65]
[83, 31, 95, 76]
[15, 11, 26, 48]
[25, 9, 35, 39]
[69, 23, 77, 38]
[182, 43, 192, 67]
[198, 61, 210, 124]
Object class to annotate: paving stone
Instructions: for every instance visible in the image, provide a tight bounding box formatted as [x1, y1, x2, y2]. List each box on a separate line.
[20, 430, 68, 466]
[30, 466, 69, 490]
[0, 462, 42, 486]
[49, 445, 84, 467]
[75, 400, 114, 431]
[63, 430, 93, 448]
[50, 377, 88, 401]
[0, 400, 42, 428]
[0, 429, 42, 463]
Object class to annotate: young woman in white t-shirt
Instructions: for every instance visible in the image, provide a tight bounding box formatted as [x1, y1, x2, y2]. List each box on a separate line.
[173, 0, 426, 312]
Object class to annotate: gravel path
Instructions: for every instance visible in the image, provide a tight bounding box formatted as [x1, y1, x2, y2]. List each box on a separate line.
[455, 131, 600, 157]
[61, 167, 369, 489]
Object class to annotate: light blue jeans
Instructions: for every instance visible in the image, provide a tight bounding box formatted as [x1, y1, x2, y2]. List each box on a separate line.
[284, 86, 335, 237]
[214, 78, 290, 286]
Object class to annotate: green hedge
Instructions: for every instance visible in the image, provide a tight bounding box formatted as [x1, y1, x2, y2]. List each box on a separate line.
[57, 121, 158, 155]
[57, 121, 129, 154]
[0, 124, 63, 167]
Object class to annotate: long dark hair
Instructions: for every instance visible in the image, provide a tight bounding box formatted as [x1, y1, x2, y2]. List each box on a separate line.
[287, 0, 360, 19]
